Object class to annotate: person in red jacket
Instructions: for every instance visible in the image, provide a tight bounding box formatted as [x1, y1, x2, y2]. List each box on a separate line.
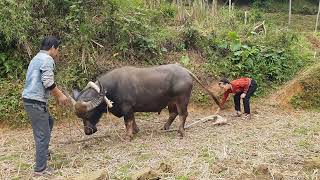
[219, 77, 257, 119]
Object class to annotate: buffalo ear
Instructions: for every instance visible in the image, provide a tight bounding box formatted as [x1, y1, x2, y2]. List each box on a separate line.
[72, 89, 81, 100]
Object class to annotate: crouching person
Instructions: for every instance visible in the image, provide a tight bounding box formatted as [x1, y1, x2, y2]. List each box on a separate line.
[218, 77, 257, 120]
[22, 36, 69, 176]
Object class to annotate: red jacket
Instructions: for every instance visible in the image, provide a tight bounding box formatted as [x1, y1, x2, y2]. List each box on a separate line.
[220, 78, 252, 107]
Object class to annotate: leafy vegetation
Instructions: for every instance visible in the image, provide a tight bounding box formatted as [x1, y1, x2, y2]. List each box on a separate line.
[206, 31, 304, 94]
[250, 0, 319, 15]
[0, 80, 27, 126]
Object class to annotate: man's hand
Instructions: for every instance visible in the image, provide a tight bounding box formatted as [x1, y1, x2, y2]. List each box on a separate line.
[51, 86, 70, 106]
[241, 93, 246, 99]
[57, 94, 69, 106]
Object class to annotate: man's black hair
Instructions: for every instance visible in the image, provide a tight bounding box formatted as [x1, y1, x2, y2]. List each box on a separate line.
[219, 78, 230, 84]
[40, 36, 60, 50]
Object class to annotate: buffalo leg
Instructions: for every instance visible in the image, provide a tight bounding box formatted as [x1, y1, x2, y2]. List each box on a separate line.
[132, 117, 140, 134]
[162, 102, 178, 130]
[124, 114, 134, 141]
[176, 95, 190, 138]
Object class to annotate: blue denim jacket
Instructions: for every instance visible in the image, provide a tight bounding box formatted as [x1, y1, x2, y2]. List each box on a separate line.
[22, 50, 55, 103]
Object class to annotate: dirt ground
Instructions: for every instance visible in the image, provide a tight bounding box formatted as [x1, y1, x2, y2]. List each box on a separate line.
[1, 99, 320, 180]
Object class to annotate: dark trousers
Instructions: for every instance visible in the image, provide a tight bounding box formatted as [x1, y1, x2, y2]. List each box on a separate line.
[23, 99, 53, 172]
[234, 80, 257, 114]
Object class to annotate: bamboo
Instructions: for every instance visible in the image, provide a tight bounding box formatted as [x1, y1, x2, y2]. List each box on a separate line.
[288, 0, 292, 26]
[229, 0, 232, 16]
[315, 0, 320, 33]
[245, 11, 248, 25]
[211, 0, 216, 15]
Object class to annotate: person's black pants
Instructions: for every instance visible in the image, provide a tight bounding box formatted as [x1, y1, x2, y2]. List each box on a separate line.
[234, 80, 257, 114]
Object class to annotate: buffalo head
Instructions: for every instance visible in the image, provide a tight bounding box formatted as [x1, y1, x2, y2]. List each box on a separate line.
[68, 81, 113, 135]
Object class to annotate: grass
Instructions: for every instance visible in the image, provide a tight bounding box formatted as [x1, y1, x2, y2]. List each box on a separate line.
[116, 162, 136, 179]
[298, 139, 312, 149]
[176, 175, 190, 180]
[135, 153, 153, 161]
[293, 126, 309, 136]
[50, 153, 70, 169]
[1, 103, 320, 179]
[199, 147, 216, 166]
[265, 13, 317, 32]
[0, 154, 19, 162]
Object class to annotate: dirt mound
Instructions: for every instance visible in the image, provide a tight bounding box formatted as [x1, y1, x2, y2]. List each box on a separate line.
[306, 35, 320, 50]
[270, 62, 320, 109]
[269, 78, 303, 109]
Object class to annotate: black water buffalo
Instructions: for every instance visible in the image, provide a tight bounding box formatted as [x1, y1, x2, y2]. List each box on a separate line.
[69, 64, 220, 140]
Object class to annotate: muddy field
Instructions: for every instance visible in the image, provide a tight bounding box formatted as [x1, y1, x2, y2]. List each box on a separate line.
[1, 101, 320, 179]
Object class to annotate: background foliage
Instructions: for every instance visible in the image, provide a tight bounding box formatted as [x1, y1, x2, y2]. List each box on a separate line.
[0, 0, 317, 126]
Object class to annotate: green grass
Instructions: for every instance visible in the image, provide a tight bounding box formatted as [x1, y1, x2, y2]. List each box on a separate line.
[18, 162, 32, 171]
[298, 139, 312, 149]
[176, 175, 190, 180]
[265, 13, 317, 32]
[135, 153, 153, 161]
[198, 147, 216, 166]
[117, 162, 135, 176]
[256, 0, 319, 15]
[0, 154, 20, 162]
[293, 126, 309, 136]
[50, 152, 69, 169]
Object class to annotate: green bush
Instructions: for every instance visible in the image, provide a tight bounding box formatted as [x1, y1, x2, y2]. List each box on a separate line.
[251, 0, 318, 15]
[251, 0, 273, 9]
[160, 3, 176, 19]
[205, 31, 304, 94]
[0, 79, 27, 127]
[0, 53, 26, 79]
[0, 0, 31, 43]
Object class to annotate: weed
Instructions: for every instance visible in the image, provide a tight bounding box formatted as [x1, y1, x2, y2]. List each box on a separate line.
[199, 147, 216, 166]
[298, 139, 312, 149]
[135, 153, 153, 161]
[0, 154, 20, 162]
[50, 153, 69, 169]
[18, 162, 32, 171]
[0, 79, 27, 126]
[176, 175, 190, 180]
[119, 162, 135, 174]
[293, 126, 309, 136]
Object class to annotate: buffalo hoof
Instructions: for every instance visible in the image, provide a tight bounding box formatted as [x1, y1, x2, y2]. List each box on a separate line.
[84, 127, 97, 135]
[125, 135, 133, 142]
[178, 130, 185, 138]
[133, 127, 140, 134]
[161, 124, 170, 131]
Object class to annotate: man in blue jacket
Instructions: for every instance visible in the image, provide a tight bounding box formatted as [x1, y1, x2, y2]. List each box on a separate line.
[22, 36, 69, 176]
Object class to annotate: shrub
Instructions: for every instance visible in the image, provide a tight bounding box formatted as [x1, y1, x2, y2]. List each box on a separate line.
[0, 53, 26, 79]
[0, 79, 27, 127]
[205, 31, 304, 94]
